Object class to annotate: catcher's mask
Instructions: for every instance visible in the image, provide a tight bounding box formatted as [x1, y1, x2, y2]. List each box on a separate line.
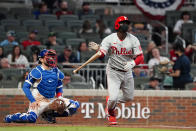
[39, 49, 57, 68]
[114, 16, 130, 31]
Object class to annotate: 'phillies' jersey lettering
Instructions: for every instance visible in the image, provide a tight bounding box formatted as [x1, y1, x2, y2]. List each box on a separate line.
[111, 46, 132, 55]
[100, 33, 143, 70]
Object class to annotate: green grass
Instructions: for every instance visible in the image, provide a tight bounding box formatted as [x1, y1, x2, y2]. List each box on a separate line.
[0, 126, 195, 131]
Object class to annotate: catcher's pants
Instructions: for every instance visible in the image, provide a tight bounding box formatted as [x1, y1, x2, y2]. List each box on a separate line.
[106, 66, 134, 110]
[28, 89, 71, 117]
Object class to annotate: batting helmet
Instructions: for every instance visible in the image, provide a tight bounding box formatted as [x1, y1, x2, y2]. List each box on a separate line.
[39, 49, 57, 67]
[114, 16, 130, 30]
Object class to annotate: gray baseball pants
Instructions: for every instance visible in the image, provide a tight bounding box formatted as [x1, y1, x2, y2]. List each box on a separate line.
[106, 66, 134, 110]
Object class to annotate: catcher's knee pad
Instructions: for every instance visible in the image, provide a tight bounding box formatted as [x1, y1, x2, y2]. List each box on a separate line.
[69, 100, 80, 109]
[19, 112, 37, 123]
[68, 100, 80, 116]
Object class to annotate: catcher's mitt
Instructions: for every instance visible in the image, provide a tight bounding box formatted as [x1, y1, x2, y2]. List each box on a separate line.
[49, 99, 65, 114]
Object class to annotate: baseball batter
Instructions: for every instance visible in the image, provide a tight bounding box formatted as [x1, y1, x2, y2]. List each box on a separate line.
[81, 16, 144, 125]
[4, 49, 80, 123]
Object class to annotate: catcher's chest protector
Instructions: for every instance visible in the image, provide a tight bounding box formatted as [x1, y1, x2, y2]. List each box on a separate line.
[36, 66, 59, 98]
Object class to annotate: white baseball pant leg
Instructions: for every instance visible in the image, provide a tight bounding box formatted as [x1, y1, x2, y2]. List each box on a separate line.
[106, 67, 134, 110]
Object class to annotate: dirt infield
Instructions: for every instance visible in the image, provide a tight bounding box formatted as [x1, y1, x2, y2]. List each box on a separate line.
[0, 122, 196, 130]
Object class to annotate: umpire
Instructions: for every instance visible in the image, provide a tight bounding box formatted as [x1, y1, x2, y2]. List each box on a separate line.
[169, 42, 193, 90]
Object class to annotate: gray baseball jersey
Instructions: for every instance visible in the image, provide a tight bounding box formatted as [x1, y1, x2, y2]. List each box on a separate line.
[99, 32, 143, 110]
[100, 32, 143, 71]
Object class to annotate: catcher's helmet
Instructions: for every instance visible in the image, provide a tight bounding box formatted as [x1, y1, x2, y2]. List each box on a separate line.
[39, 49, 57, 67]
[38, 49, 48, 58]
[114, 16, 130, 30]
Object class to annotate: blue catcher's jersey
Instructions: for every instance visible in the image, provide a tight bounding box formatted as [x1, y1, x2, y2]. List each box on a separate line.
[25, 65, 64, 98]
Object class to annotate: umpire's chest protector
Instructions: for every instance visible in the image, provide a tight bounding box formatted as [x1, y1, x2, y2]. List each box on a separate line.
[36, 66, 59, 98]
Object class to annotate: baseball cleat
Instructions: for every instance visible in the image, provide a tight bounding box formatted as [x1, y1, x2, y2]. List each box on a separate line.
[107, 115, 117, 125]
[41, 111, 56, 124]
[105, 96, 118, 125]
[107, 109, 117, 125]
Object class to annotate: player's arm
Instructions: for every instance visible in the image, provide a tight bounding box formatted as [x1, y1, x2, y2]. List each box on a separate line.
[124, 38, 144, 71]
[56, 70, 64, 98]
[22, 68, 41, 103]
[124, 54, 144, 71]
[73, 37, 110, 73]
[56, 83, 63, 98]
[134, 54, 144, 65]
[132, 38, 144, 65]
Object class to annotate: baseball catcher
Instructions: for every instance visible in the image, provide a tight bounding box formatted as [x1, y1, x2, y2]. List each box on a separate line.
[4, 49, 80, 123]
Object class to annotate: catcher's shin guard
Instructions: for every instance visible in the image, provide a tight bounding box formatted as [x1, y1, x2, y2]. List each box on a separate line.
[4, 112, 21, 123]
[4, 112, 37, 123]
[17, 112, 37, 123]
[4, 115, 12, 123]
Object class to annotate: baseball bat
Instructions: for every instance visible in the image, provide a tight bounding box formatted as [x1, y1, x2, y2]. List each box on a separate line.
[73, 51, 101, 74]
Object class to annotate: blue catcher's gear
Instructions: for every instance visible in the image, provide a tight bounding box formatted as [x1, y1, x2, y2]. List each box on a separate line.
[36, 66, 58, 98]
[58, 71, 64, 80]
[4, 112, 37, 123]
[32, 66, 61, 98]
[41, 100, 80, 123]
[39, 49, 57, 68]
[24, 65, 64, 101]
[68, 100, 80, 116]
[38, 49, 48, 58]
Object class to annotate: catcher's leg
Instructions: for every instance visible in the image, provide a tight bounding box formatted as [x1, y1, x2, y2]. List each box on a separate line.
[4, 89, 53, 123]
[4, 112, 37, 123]
[42, 98, 80, 121]
[5, 100, 51, 123]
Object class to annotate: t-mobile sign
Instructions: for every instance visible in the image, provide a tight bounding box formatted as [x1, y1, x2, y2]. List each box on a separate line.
[81, 102, 150, 119]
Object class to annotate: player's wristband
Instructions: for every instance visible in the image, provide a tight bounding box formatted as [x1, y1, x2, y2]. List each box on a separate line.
[98, 50, 105, 58]
[56, 92, 62, 98]
[134, 54, 144, 65]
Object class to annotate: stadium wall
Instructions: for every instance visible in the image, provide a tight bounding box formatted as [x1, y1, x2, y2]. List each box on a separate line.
[0, 89, 196, 127]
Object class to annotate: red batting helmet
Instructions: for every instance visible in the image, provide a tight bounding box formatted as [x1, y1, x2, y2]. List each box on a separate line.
[114, 16, 130, 30]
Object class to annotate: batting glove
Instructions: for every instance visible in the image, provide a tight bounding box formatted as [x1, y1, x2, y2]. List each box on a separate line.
[89, 42, 100, 51]
[123, 60, 136, 71]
